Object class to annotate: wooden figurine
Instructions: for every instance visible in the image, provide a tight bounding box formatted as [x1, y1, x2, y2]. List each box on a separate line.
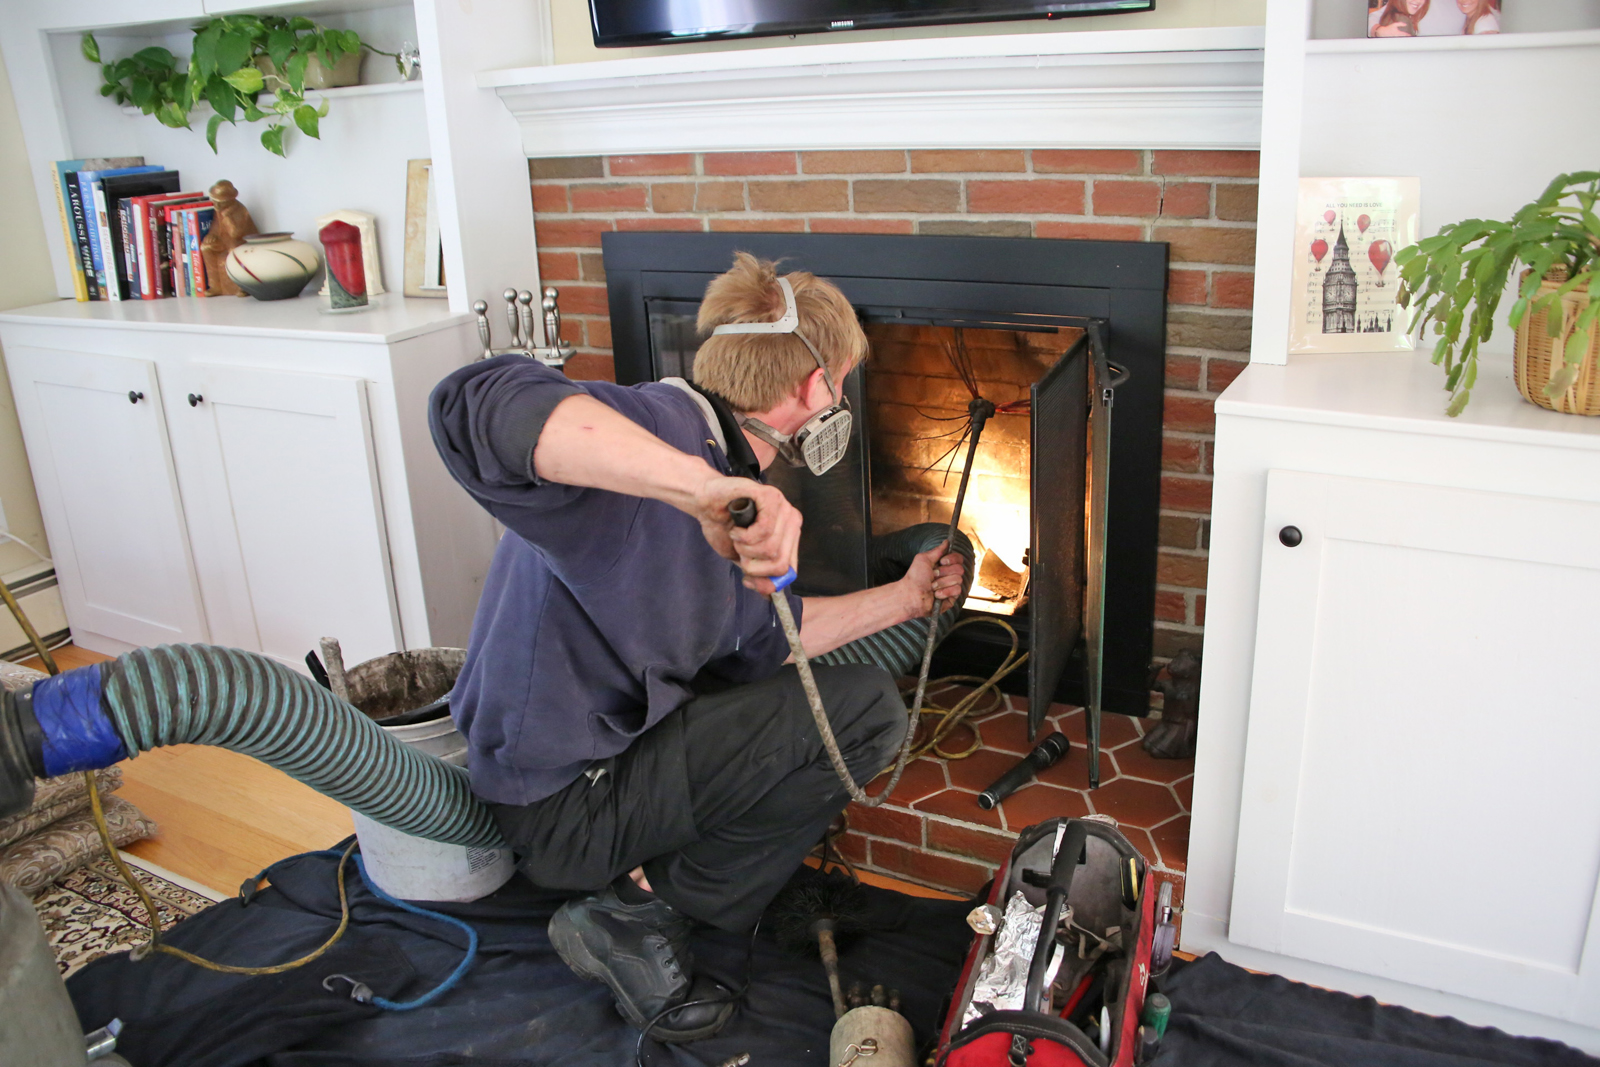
[1143, 649, 1201, 760]
[200, 180, 258, 297]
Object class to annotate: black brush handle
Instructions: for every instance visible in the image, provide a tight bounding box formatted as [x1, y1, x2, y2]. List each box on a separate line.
[729, 497, 756, 528]
[1025, 820, 1090, 1013]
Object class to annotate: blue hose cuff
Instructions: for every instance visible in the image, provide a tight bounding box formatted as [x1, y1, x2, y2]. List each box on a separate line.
[33, 664, 125, 776]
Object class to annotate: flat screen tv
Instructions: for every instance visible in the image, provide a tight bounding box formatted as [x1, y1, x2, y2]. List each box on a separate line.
[589, 0, 1156, 47]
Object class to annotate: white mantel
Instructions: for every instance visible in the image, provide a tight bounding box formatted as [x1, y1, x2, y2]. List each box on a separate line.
[480, 25, 1266, 157]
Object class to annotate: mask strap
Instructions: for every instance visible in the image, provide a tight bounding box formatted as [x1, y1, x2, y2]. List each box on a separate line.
[711, 276, 838, 404]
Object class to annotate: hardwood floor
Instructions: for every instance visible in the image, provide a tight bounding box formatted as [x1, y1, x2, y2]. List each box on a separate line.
[18, 645, 958, 901]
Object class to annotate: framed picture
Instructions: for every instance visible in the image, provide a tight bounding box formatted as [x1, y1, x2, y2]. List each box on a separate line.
[1368, 0, 1501, 38]
[404, 159, 447, 299]
[1289, 177, 1421, 354]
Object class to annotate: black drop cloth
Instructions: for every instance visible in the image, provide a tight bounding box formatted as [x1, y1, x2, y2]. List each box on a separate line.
[1157, 952, 1599, 1067]
[67, 851, 1600, 1067]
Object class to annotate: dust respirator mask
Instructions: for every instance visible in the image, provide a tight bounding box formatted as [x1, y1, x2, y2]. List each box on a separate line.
[713, 276, 853, 477]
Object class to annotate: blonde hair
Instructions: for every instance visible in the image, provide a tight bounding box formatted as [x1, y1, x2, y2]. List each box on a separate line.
[693, 252, 867, 413]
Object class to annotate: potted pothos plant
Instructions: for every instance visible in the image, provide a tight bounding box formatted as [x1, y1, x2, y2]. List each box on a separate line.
[1397, 172, 1600, 417]
[83, 15, 407, 157]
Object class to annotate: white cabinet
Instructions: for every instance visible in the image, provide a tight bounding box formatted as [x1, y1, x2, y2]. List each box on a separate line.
[5, 346, 207, 647]
[1185, 349, 1600, 1052]
[0, 297, 499, 670]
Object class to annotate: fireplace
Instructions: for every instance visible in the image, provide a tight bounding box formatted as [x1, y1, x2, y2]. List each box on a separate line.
[602, 231, 1168, 748]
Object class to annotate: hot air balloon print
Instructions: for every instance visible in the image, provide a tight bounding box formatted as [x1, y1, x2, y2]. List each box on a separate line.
[1368, 239, 1393, 286]
[1357, 214, 1371, 234]
[1311, 238, 1329, 263]
[1324, 210, 1337, 225]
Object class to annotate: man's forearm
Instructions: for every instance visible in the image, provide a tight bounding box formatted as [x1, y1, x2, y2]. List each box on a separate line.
[533, 394, 716, 513]
[796, 585, 919, 659]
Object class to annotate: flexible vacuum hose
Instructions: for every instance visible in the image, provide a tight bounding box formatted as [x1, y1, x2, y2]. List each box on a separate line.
[0, 644, 503, 848]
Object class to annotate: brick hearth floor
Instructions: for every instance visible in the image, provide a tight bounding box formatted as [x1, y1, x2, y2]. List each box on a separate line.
[840, 683, 1191, 912]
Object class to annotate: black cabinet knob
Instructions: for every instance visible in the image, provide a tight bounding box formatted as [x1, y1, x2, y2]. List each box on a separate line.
[188, 393, 203, 407]
[127, 391, 144, 404]
[1278, 525, 1303, 548]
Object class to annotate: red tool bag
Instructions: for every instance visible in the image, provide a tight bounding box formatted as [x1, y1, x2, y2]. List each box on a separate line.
[935, 818, 1178, 1067]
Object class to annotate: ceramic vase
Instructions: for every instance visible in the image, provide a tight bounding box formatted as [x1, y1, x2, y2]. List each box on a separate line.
[225, 232, 321, 301]
[319, 220, 368, 310]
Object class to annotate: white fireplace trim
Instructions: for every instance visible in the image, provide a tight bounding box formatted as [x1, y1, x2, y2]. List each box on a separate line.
[481, 26, 1265, 158]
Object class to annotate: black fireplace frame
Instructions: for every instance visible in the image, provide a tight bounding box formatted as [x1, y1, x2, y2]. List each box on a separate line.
[601, 231, 1168, 717]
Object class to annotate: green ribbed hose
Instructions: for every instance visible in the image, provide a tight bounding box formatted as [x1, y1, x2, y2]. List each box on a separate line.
[100, 644, 504, 849]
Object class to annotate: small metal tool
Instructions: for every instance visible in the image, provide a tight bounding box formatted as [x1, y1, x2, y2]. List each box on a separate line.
[503, 288, 521, 349]
[472, 300, 493, 359]
[517, 290, 536, 355]
[528, 286, 576, 369]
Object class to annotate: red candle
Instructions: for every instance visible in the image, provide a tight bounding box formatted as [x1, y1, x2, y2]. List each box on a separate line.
[319, 219, 366, 307]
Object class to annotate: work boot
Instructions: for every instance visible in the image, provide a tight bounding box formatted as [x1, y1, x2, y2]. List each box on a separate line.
[548, 881, 734, 1042]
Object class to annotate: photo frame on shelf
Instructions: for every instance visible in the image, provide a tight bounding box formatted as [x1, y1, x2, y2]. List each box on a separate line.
[404, 159, 447, 299]
[1289, 177, 1421, 354]
[1368, 0, 1502, 38]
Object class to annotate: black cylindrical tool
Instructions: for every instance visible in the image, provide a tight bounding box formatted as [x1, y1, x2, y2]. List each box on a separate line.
[978, 732, 1071, 809]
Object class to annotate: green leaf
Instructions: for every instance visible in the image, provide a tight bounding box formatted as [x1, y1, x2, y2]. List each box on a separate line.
[214, 28, 254, 75]
[341, 29, 363, 54]
[321, 43, 337, 71]
[194, 21, 223, 79]
[267, 28, 296, 69]
[206, 112, 225, 152]
[111, 57, 136, 80]
[316, 96, 330, 118]
[243, 102, 266, 122]
[205, 76, 238, 120]
[129, 74, 154, 108]
[285, 51, 309, 92]
[156, 99, 190, 129]
[289, 16, 315, 31]
[223, 66, 265, 94]
[293, 103, 320, 139]
[81, 33, 100, 64]
[260, 124, 287, 156]
[133, 46, 175, 69]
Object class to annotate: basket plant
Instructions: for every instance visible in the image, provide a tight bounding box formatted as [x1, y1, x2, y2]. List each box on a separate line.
[83, 16, 406, 157]
[1396, 172, 1600, 416]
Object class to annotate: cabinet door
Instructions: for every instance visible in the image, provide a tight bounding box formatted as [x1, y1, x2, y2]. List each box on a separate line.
[1230, 469, 1600, 1024]
[165, 363, 400, 669]
[4, 346, 207, 647]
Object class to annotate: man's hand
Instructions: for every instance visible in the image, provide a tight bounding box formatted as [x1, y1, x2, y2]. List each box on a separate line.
[693, 478, 802, 595]
[900, 541, 967, 619]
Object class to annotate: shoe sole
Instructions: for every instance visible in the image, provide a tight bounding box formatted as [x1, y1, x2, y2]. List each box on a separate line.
[548, 904, 733, 1043]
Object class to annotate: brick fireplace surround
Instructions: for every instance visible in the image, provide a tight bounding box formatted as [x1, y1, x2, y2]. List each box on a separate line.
[527, 147, 1258, 902]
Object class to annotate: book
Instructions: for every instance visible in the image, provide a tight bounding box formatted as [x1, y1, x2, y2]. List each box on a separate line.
[167, 203, 214, 296]
[100, 170, 179, 300]
[53, 158, 141, 302]
[63, 177, 100, 301]
[76, 166, 162, 299]
[134, 192, 201, 299]
[185, 206, 216, 294]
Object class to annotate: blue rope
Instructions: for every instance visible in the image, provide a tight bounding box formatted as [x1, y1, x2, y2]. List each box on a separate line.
[352, 854, 480, 1012]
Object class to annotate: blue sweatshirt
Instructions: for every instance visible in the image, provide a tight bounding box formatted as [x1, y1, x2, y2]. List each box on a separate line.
[429, 356, 801, 805]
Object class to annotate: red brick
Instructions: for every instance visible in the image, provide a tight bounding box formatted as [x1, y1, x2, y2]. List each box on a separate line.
[1036, 221, 1144, 242]
[608, 154, 694, 176]
[1167, 270, 1207, 307]
[864, 757, 947, 804]
[853, 180, 961, 213]
[1149, 815, 1191, 871]
[914, 788, 1005, 830]
[927, 821, 1017, 865]
[1093, 180, 1160, 217]
[531, 157, 603, 180]
[945, 748, 1029, 792]
[1154, 590, 1188, 623]
[1162, 438, 1202, 474]
[694, 182, 746, 212]
[846, 802, 923, 846]
[1165, 355, 1201, 393]
[650, 182, 695, 213]
[802, 150, 905, 174]
[1154, 225, 1257, 266]
[563, 353, 615, 382]
[1216, 183, 1259, 222]
[1162, 395, 1217, 434]
[836, 830, 869, 866]
[910, 149, 1027, 173]
[556, 284, 610, 317]
[710, 218, 806, 232]
[1157, 551, 1208, 589]
[534, 218, 614, 247]
[1152, 150, 1260, 178]
[531, 183, 568, 213]
[569, 183, 648, 211]
[1161, 183, 1211, 219]
[1034, 149, 1142, 175]
[1089, 777, 1184, 829]
[1211, 272, 1255, 310]
[1195, 595, 1207, 626]
[997, 784, 1092, 831]
[1206, 357, 1248, 393]
[1109, 736, 1196, 786]
[537, 251, 579, 282]
[586, 317, 612, 349]
[704, 151, 797, 176]
[970, 709, 1042, 757]
[967, 180, 1084, 215]
[748, 179, 848, 212]
[615, 217, 705, 232]
[1160, 514, 1203, 551]
[869, 839, 993, 895]
[579, 252, 606, 283]
[1161, 474, 1213, 513]
[808, 218, 916, 235]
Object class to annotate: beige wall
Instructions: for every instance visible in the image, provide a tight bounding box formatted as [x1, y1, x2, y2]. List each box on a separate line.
[0, 47, 58, 573]
[553, 0, 1265, 63]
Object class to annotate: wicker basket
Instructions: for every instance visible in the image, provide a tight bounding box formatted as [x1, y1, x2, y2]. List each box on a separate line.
[1513, 267, 1600, 416]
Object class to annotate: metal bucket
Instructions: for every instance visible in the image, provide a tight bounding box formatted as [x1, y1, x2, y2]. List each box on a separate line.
[338, 646, 515, 903]
[1, 881, 88, 1065]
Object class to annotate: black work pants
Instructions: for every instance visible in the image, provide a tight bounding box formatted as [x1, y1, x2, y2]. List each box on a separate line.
[490, 663, 906, 932]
